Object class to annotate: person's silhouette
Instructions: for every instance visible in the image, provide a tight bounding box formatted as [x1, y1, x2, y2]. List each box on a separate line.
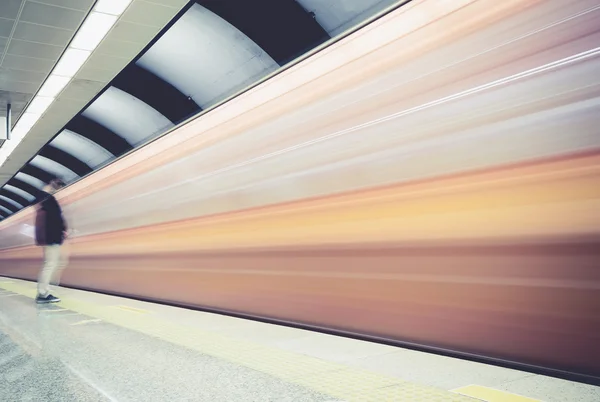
[34, 178, 68, 304]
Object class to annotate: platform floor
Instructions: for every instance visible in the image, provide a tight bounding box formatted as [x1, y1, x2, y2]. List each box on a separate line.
[1, 277, 598, 402]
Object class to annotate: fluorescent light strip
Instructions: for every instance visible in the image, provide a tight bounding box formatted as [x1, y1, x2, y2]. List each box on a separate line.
[38, 75, 71, 97]
[53, 48, 92, 77]
[70, 12, 118, 51]
[27, 96, 55, 115]
[0, 0, 132, 167]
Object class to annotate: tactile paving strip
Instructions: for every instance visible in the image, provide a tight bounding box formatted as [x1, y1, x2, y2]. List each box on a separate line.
[1, 280, 477, 402]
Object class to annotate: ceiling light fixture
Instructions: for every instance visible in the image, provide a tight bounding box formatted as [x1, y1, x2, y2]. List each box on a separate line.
[38, 75, 71, 98]
[70, 12, 118, 51]
[53, 48, 92, 77]
[0, 0, 132, 166]
[26, 96, 55, 115]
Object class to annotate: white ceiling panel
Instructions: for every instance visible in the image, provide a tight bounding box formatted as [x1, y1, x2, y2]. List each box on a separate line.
[82, 86, 173, 146]
[109, 20, 162, 44]
[1, 54, 55, 73]
[0, 79, 38, 94]
[138, 4, 278, 108]
[51, 129, 113, 168]
[60, 78, 106, 101]
[75, 65, 120, 83]
[7, 39, 64, 60]
[19, 1, 86, 30]
[0, 67, 46, 83]
[15, 172, 45, 189]
[0, 1, 22, 20]
[95, 36, 145, 59]
[0, 195, 23, 209]
[297, 0, 398, 36]
[12, 21, 74, 47]
[0, 19, 15, 37]
[142, 0, 189, 7]
[84, 51, 130, 74]
[29, 155, 78, 182]
[121, 1, 181, 27]
[32, 0, 95, 12]
[4, 184, 35, 201]
[34, 97, 83, 127]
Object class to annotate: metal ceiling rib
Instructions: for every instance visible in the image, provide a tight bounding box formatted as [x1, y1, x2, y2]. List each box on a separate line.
[0, 0, 405, 219]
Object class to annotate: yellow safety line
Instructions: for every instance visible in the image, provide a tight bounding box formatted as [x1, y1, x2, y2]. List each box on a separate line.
[452, 385, 541, 401]
[1, 280, 476, 402]
[113, 305, 149, 314]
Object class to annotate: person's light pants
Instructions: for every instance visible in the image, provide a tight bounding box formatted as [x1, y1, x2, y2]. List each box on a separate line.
[37, 245, 68, 297]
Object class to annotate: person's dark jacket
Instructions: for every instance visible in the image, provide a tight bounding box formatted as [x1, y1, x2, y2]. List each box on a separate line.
[35, 193, 66, 246]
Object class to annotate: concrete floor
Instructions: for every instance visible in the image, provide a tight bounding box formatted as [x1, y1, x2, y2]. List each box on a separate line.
[1, 277, 599, 402]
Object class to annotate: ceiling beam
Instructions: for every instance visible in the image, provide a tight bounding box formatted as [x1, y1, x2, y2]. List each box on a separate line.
[112, 64, 201, 124]
[38, 145, 92, 178]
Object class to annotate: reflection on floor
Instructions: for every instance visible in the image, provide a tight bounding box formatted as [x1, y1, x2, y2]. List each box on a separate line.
[1, 277, 598, 402]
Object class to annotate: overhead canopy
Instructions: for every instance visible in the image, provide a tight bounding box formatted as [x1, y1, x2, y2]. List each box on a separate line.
[0, 0, 402, 219]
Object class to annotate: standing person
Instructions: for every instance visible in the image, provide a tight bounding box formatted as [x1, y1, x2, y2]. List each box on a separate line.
[35, 178, 68, 304]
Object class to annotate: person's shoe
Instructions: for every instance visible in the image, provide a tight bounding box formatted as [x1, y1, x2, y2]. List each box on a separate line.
[46, 294, 61, 303]
[35, 294, 51, 304]
[35, 294, 61, 304]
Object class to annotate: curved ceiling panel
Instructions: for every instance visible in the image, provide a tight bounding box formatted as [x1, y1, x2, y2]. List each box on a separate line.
[0, 205, 13, 217]
[29, 156, 79, 183]
[112, 64, 201, 124]
[21, 165, 56, 184]
[66, 115, 133, 157]
[0, 200, 18, 215]
[0, 196, 20, 211]
[51, 130, 114, 169]
[7, 179, 43, 200]
[137, 4, 279, 109]
[0, 190, 28, 209]
[297, 0, 399, 36]
[82, 87, 173, 147]
[0, 196, 23, 210]
[39, 145, 93, 178]
[15, 173, 46, 190]
[198, 0, 329, 65]
[3, 185, 35, 202]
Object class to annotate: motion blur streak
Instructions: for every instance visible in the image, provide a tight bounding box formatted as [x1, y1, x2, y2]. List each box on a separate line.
[1, 0, 600, 381]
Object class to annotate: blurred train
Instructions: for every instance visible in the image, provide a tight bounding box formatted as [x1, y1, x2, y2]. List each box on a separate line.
[1, 0, 599, 384]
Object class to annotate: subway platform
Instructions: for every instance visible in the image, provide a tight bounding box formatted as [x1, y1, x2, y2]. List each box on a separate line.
[1, 277, 598, 402]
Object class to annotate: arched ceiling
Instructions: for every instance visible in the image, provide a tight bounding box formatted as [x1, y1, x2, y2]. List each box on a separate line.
[0, 0, 407, 219]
